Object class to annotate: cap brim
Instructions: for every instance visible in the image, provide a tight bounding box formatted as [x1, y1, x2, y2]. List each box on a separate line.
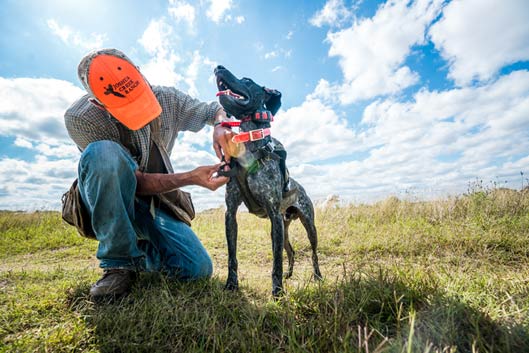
[106, 85, 162, 130]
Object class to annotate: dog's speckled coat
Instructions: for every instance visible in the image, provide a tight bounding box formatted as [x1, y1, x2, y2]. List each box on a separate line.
[214, 66, 322, 296]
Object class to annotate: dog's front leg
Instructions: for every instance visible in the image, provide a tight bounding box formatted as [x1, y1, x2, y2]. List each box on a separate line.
[225, 179, 242, 291]
[269, 209, 284, 297]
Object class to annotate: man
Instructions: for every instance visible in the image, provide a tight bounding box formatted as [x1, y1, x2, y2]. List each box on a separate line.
[64, 48, 233, 300]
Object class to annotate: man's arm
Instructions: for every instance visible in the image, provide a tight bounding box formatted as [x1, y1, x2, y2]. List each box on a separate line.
[160, 87, 221, 132]
[135, 163, 228, 195]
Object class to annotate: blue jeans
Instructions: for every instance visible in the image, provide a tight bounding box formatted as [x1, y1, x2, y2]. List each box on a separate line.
[77, 140, 213, 280]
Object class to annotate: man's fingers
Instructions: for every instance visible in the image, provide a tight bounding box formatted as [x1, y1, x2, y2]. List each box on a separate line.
[219, 139, 231, 162]
[212, 175, 229, 183]
[208, 164, 221, 178]
[195, 164, 229, 190]
[211, 175, 229, 188]
[207, 173, 229, 190]
[213, 143, 222, 160]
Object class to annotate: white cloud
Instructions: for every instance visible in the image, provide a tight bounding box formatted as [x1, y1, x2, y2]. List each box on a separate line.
[309, 0, 353, 28]
[170, 140, 218, 172]
[361, 70, 529, 159]
[179, 126, 211, 147]
[0, 156, 78, 211]
[0, 76, 89, 210]
[138, 18, 183, 87]
[14, 137, 33, 149]
[34, 142, 79, 159]
[263, 48, 292, 61]
[235, 16, 245, 24]
[138, 19, 215, 97]
[264, 51, 278, 60]
[12, 136, 81, 160]
[141, 54, 184, 87]
[273, 98, 358, 164]
[429, 0, 529, 86]
[206, 0, 233, 23]
[47, 19, 107, 51]
[184, 51, 203, 97]
[308, 79, 335, 102]
[138, 18, 175, 57]
[0, 77, 84, 142]
[278, 69, 529, 204]
[317, 0, 444, 104]
[168, 0, 196, 30]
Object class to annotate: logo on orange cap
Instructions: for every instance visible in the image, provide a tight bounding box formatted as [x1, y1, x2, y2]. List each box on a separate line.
[78, 49, 162, 130]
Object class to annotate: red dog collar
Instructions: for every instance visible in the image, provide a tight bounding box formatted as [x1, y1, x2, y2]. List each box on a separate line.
[232, 128, 271, 143]
[218, 110, 274, 143]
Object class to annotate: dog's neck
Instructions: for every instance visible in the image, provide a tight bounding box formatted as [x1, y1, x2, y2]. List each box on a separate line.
[238, 111, 272, 151]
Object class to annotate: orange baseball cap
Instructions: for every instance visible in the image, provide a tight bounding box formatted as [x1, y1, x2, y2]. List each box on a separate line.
[78, 49, 162, 130]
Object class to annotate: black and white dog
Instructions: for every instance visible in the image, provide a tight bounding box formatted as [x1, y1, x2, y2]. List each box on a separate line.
[214, 65, 322, 296]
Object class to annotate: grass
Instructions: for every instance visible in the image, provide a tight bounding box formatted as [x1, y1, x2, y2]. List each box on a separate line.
[1, 188, 529, 352]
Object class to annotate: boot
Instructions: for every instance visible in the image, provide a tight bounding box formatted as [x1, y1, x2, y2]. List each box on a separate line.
[89, 268, 137, 300]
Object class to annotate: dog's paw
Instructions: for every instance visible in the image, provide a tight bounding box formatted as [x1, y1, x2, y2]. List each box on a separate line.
[272, 287, 285, 298]
[224, 281, 239, 291]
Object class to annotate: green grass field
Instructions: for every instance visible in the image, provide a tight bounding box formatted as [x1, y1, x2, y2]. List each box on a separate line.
[1, 188, 529, 352]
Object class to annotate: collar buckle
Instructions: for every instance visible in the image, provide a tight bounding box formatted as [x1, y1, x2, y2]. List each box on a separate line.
[249, 129, 265, 141]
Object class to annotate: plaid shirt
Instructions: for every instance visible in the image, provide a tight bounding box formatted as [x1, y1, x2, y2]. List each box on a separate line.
[64, 86, 221, 171]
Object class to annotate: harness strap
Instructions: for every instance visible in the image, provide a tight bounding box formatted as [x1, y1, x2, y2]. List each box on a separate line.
[242, 110, 273, 123]
[252, 146, 280, 161]
[149, 118, 174, 173]
[115, 121, 139, 158]
[220, 110, 274, 128]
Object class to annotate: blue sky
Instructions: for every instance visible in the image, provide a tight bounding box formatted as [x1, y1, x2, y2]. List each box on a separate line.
[1, 0, 529, 210]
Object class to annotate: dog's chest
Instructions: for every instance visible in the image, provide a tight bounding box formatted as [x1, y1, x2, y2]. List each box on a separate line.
[233, 158, 283, 218]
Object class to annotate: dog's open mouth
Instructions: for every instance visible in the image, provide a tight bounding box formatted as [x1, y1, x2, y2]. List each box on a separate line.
[216, 89, 245, 100]
[216, 79, 246, 100]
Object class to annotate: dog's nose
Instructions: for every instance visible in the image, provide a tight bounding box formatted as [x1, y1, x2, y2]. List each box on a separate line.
[214, 65, 226, 75]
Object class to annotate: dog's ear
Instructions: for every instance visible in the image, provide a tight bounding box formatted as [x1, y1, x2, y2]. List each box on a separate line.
[264, 87, 282, 115]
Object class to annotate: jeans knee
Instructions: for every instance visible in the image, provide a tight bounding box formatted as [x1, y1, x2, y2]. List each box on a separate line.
[199, 255, 213, 279]
[79, 140, 136, 179]
[185, 251, 213, 279]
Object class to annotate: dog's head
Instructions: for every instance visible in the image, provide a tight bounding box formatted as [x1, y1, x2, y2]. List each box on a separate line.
[214, 65, 281, 120]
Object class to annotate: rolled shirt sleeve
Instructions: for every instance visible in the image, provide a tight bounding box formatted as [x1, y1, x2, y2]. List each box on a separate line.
[155, 87, 221, 132]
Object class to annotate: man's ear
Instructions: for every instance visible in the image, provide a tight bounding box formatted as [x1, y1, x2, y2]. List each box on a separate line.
[264, 88, 282, 115]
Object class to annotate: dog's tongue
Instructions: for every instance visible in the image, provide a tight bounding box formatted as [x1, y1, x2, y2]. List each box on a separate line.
[216, 89, 244, 99]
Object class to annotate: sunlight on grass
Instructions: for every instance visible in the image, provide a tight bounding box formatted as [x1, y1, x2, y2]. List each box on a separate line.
[1, 188, 529, 352]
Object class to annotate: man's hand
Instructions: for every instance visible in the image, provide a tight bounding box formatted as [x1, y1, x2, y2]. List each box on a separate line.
[213, 125, 238, 162]
[212, 108, 238, 162]
[190, 164, 229, 191]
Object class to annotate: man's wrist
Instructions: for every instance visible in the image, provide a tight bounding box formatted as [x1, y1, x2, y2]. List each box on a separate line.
[214, 108, 227, 125]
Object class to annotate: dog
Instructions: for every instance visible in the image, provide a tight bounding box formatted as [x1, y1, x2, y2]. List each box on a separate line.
[214, 65, 322, 296]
